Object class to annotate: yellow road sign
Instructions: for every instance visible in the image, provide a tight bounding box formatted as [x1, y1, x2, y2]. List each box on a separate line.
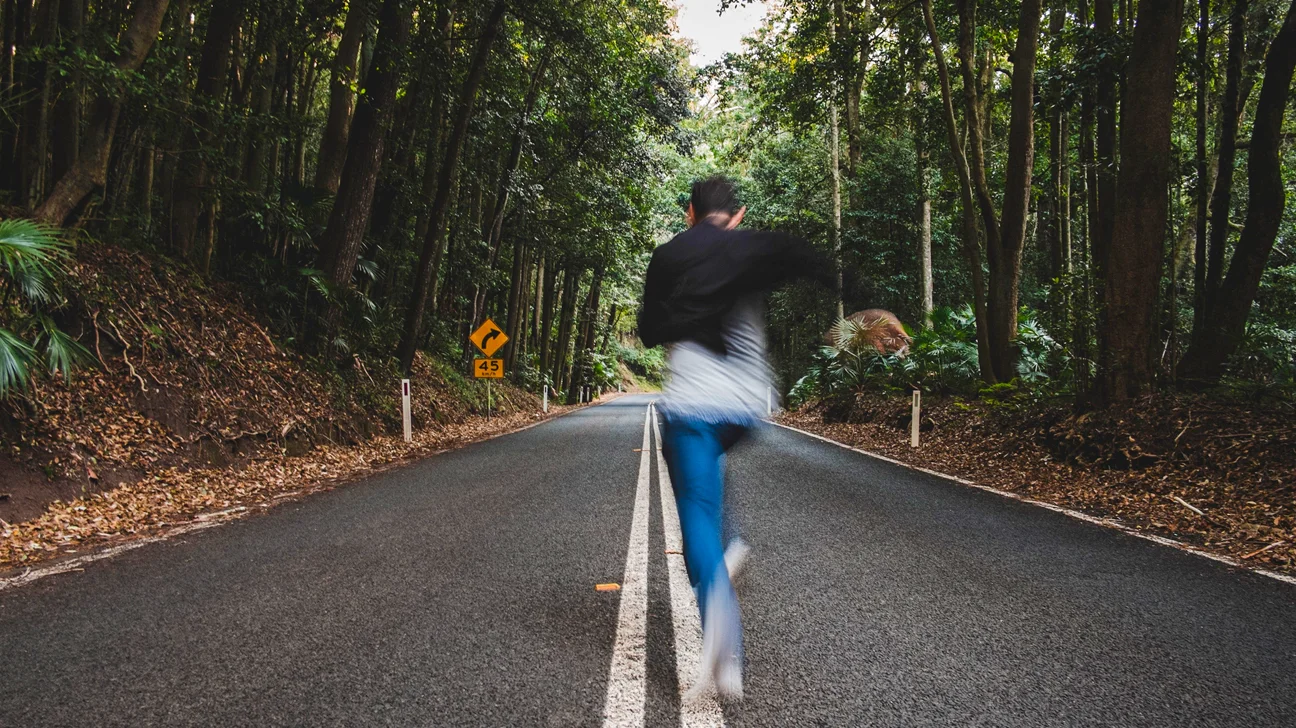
[473, 357, 504, 378]
[469, 318, 508, 357]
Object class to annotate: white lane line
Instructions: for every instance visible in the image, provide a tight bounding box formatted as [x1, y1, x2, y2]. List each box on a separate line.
[652, 406, 725, 727]
[602, 406, 653, 727]
[773, 421, 1296, 589]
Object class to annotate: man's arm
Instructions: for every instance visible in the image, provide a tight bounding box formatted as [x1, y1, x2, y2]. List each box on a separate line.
[723, 230, 835, 294]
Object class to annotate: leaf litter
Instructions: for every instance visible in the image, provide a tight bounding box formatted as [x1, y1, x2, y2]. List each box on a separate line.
[782, 392, 1295, 575]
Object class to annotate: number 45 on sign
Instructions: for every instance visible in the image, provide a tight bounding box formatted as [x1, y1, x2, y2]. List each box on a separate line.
[474, 358, 503, 378]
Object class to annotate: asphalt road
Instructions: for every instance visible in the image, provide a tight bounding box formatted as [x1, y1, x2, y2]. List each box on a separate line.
[2, 394, 1294, 727]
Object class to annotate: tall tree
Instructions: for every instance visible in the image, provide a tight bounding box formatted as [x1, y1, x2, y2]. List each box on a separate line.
[316, 0, 411, 292]
[314, 0, 369, 195]
[1200, 0, 1249, 329]
[35, 0, 171, 225]
[51, 0, 85, 183]
[1095, 0, 1185, 403]
[1179, 0, 1296, 381]
[398, 0, 508, 374]
[920, 0, 992, 374]
[956, 0, 1043, 383]
[168, 0, 245, 257]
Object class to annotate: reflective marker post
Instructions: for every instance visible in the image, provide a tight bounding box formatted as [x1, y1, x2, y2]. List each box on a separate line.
[401, 379, 412, 442]
[543, 384, 549, 413]
[767, 386, 774, 417]
[910, 389, 921, 448]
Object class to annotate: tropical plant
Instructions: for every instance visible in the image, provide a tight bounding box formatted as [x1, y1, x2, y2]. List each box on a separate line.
[0, 219, 91, 396]
[790, 305, 1063, 404]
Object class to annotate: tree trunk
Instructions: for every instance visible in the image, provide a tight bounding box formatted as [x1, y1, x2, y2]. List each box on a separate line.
[912, 80, 934, 327]
[313, 0, 368, 195]
[567, 266, 603, 403]
[398, 0, 507, 374]
[472, 50, 551, 326]
[1093, 0, 1117, 281]
[830, 98, 844, 319]
[539, 261, 559, 379]
[503, 240, 527, 370]
[1201, 0, 1248, 325]
[243, 36, 278, 194]
[169, 0, 243, 256]
[1192, 0, 1211, 338]
[554, 267, 581, 392]
[985, 0, 1041, 384]
[1178, 0, 1296, 382]
[35, 0, 170, 225]
[1095, 0, 1184, 403]
[410, 7, 455, 246]
[19, 0, 56, 209]
[0, 0, 30, 194]
[51, 0, 84, 183]
[316, 0, 410, 290]
[137, 141, 155, 230]
[920, 0, 993, 378]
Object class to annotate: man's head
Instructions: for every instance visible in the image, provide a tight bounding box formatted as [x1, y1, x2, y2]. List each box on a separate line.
[687, 175, 746, 229]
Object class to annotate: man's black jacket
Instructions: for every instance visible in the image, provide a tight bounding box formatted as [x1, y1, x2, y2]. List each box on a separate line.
[638, 221, 832, 355]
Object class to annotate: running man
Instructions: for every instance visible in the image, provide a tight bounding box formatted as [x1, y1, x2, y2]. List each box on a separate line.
[638, 176, 830, 699]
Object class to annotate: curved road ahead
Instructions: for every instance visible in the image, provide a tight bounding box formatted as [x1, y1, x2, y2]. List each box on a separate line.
[2, 395, 1294, 726]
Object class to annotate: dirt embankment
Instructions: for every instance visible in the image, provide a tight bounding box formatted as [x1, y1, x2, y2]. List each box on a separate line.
[781, 392, 1295, 574]
[0, 242, 562, 569]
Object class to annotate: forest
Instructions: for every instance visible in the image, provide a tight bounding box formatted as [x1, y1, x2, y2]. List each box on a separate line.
[0, 0, 1294, 565]
[2, 0, 1294, 405]
[1, 0, 690, 405]
[673, 0, 1296, 409]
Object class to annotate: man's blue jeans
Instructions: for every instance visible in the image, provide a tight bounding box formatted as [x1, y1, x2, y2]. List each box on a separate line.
[659, 414, 750, 647]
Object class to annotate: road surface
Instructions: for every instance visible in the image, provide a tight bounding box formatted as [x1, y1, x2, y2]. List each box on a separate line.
[2, 394, 1294, 726]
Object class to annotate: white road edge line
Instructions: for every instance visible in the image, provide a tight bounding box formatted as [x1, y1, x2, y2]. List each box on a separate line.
[601, 405, 653, 727]
[772, 421, 1296, 588]
[652, 405, 725, 727]
[0, 398, 621, 594]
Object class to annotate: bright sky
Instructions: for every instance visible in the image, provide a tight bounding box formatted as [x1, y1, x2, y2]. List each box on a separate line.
[673, 0, 772, 67]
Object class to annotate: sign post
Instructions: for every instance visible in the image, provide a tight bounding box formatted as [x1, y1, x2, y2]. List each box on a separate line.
[401, 379, 412, 443]
[469, 318, 508, 419]
[910, 389, 921, 448]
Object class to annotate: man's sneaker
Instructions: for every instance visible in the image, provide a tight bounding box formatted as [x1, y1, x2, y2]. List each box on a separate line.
[724, 538, 751, 582]
[714, 651, 744, 701]
[684, 578, 744, 703]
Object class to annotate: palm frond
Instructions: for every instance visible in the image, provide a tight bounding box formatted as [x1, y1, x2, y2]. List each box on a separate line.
[36, 316, 93, 382]
[0, 219, 70, 300]
[0, 327, 36, 397]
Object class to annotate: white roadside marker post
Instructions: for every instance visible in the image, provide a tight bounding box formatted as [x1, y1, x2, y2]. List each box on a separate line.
[910, 389, 921, 448]
[767, 386, 774, 417]
[487, 380, 492, 420]
[401, 379, 412, 443]
[543, 384, 549, 413]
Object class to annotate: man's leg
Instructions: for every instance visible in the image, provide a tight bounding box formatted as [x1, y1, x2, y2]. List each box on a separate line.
[660, 415, 743, 697]
[719, 425, 751, 579]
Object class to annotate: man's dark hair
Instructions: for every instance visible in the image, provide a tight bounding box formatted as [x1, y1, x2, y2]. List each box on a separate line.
[690, 175, 739, 219]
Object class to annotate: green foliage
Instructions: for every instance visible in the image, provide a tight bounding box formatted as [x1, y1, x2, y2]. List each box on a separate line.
[617, 341, 666, 384]
[0, 220, 92, 397]
[790, 305, 1065, 405]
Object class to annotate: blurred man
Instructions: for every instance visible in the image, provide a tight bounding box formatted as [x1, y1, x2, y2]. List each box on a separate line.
[639, 176, 829, 699]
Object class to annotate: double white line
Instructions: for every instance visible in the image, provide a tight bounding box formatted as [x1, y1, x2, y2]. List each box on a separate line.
[602, 405, 725, 728]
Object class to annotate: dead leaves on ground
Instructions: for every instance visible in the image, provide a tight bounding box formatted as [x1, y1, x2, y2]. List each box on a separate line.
[0, 406, 574, 567]
[781, 393, 1295, 574]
